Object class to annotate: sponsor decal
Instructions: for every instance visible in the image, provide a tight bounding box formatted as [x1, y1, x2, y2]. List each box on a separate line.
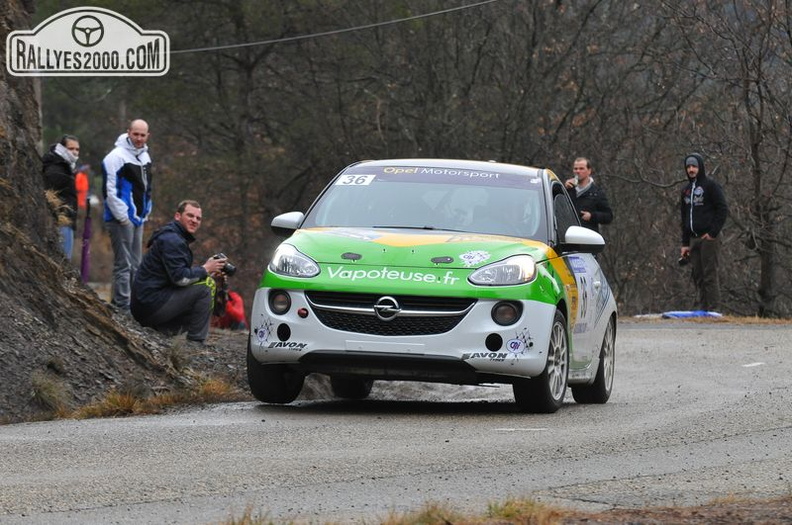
[321, 229, 384, 242]
[326, 265, 460, 285]
[334, 174, 376, 186]
[459, 250, 490, 267]
[506, 338, 527, 355]
[253, 318, 307, 350]
[253, 317, 274, 345]
[382, 166, 502, 179]
[462, 352, 509, 362]
[267, 341, 308, 350]
[568, 255, 587, 274]
[6, 6, 169, 76]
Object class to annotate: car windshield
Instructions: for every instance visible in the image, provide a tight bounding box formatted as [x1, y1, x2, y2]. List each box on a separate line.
[302, 164, 548, 242]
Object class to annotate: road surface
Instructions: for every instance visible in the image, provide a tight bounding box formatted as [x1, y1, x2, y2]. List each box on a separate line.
[1, 321, 790, 524]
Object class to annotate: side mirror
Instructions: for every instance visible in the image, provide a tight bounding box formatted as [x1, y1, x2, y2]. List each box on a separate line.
[271, 211, 305, 237]
[558, 225, 605, 254]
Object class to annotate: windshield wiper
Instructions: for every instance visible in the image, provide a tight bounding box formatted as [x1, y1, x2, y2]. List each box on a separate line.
[371, 225, 472, 233]
[371, 225, 434, 230]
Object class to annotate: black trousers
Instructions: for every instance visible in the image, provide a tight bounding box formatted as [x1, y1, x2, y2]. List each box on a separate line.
[133, 280, 214, 342]
[690, 237, 721, 311]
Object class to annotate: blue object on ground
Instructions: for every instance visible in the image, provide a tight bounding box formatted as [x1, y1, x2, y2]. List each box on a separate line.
[661, 310, 723, 319]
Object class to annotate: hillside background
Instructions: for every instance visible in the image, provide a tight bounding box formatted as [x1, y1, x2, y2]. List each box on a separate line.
[35, 0, 792, 318]
[3, 1, 792, 421]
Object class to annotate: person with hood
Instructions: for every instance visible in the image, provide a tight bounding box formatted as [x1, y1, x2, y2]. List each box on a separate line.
[564, 157, 613, 233]
[102, 119, 153, 312]
[680, 153, 728, 311]
[42, 134, 80, 260]
[131, 200, 228, 343]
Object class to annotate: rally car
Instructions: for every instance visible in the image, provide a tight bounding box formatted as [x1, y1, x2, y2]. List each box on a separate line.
[248, 158, 616, 413]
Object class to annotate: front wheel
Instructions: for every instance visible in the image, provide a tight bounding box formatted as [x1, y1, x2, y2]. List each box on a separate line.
[247, 343, 304, 403]
[572, 316, 615, 404]
[513, 309, 569, 413]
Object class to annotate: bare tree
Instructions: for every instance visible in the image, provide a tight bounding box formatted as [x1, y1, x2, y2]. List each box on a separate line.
[661, 0, 792, 316]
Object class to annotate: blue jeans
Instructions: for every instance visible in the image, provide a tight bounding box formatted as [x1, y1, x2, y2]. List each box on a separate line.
[107, 220, 143, 310]
[59, 226, 74, 261]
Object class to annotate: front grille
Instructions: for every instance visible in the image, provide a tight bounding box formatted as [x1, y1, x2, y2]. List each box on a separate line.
[305, 291, 475, 336]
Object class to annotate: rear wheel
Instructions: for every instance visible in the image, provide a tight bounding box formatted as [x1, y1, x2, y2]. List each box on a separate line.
[572, 316, 615, 404]
[330, 376, 374, 400]
[246, 343, 304, 403]
[513, 309, 569, 413]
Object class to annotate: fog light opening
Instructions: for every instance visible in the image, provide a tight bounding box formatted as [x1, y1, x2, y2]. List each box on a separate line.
[269, 290, 291, 314]
[491, 301, 522, 326]
[485, 333, 503, 351]
[277, 323, 291, 342]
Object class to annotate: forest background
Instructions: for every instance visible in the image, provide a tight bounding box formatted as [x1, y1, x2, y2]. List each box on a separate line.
[34, 0, 792, 317]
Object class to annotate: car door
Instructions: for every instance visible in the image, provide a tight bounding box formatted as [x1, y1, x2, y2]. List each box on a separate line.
[551, 183, 597, 367]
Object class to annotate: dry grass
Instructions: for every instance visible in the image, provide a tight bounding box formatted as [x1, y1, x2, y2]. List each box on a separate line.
[217, 507, 277, 525]
[485, 498, 569, 523]
[622, 314, 792, 325]
[165, 340, 193, 371]
[213, 499, 569, 525]
[68, 377, 247, 420]
[213, 495, 792, 525]
[30, 369, 72, 414]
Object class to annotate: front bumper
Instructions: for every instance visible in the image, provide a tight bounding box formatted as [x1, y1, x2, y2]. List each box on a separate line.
[248, 288, 555, 384]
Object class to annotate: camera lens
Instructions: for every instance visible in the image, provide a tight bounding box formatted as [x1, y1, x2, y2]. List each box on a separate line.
[223, 262, 237, 276]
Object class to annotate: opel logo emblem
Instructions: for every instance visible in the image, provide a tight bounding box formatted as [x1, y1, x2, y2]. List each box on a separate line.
[373, 296, 401, 321]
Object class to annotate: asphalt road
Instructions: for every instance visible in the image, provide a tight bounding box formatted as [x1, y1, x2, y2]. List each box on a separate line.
[1, 321, 790, 524]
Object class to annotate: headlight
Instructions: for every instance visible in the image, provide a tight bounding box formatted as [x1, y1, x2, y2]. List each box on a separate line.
[468, 255, 536, 286]
[268, 244, 320, 278]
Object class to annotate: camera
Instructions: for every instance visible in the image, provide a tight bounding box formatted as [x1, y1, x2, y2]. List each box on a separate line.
[213, 252, 238, 276]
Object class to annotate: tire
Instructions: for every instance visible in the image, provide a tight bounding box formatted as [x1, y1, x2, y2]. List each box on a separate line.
[513, 309, 569, 413]
[572, 316, 615, 404]
[330, 376, 374, 400]
[246, 343, 304, 403]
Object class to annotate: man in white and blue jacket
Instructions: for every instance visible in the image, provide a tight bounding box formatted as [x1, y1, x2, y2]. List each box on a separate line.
[102, 119, 153, 312]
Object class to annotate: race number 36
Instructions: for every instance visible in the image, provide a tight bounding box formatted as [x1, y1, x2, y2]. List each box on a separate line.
[335, 175, 375, 186]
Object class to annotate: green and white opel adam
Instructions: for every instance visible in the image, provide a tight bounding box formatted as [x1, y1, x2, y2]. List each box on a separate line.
[248, 159, 616, 413]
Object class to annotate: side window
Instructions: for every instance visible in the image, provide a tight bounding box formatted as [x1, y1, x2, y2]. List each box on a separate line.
[553, 185, 579, 243]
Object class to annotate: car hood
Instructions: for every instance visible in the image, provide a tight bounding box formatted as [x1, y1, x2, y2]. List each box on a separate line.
[287, 227, 550, 268]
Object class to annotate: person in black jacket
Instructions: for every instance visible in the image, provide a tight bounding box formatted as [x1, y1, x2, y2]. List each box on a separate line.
[564, 157, 613, 233]
[680, 153, 728, 311]
[42, 135, 80, 260]
[131, 200, 228, 343]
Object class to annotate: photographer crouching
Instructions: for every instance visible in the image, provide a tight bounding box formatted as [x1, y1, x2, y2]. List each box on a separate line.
[131, 200, 232, 344]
